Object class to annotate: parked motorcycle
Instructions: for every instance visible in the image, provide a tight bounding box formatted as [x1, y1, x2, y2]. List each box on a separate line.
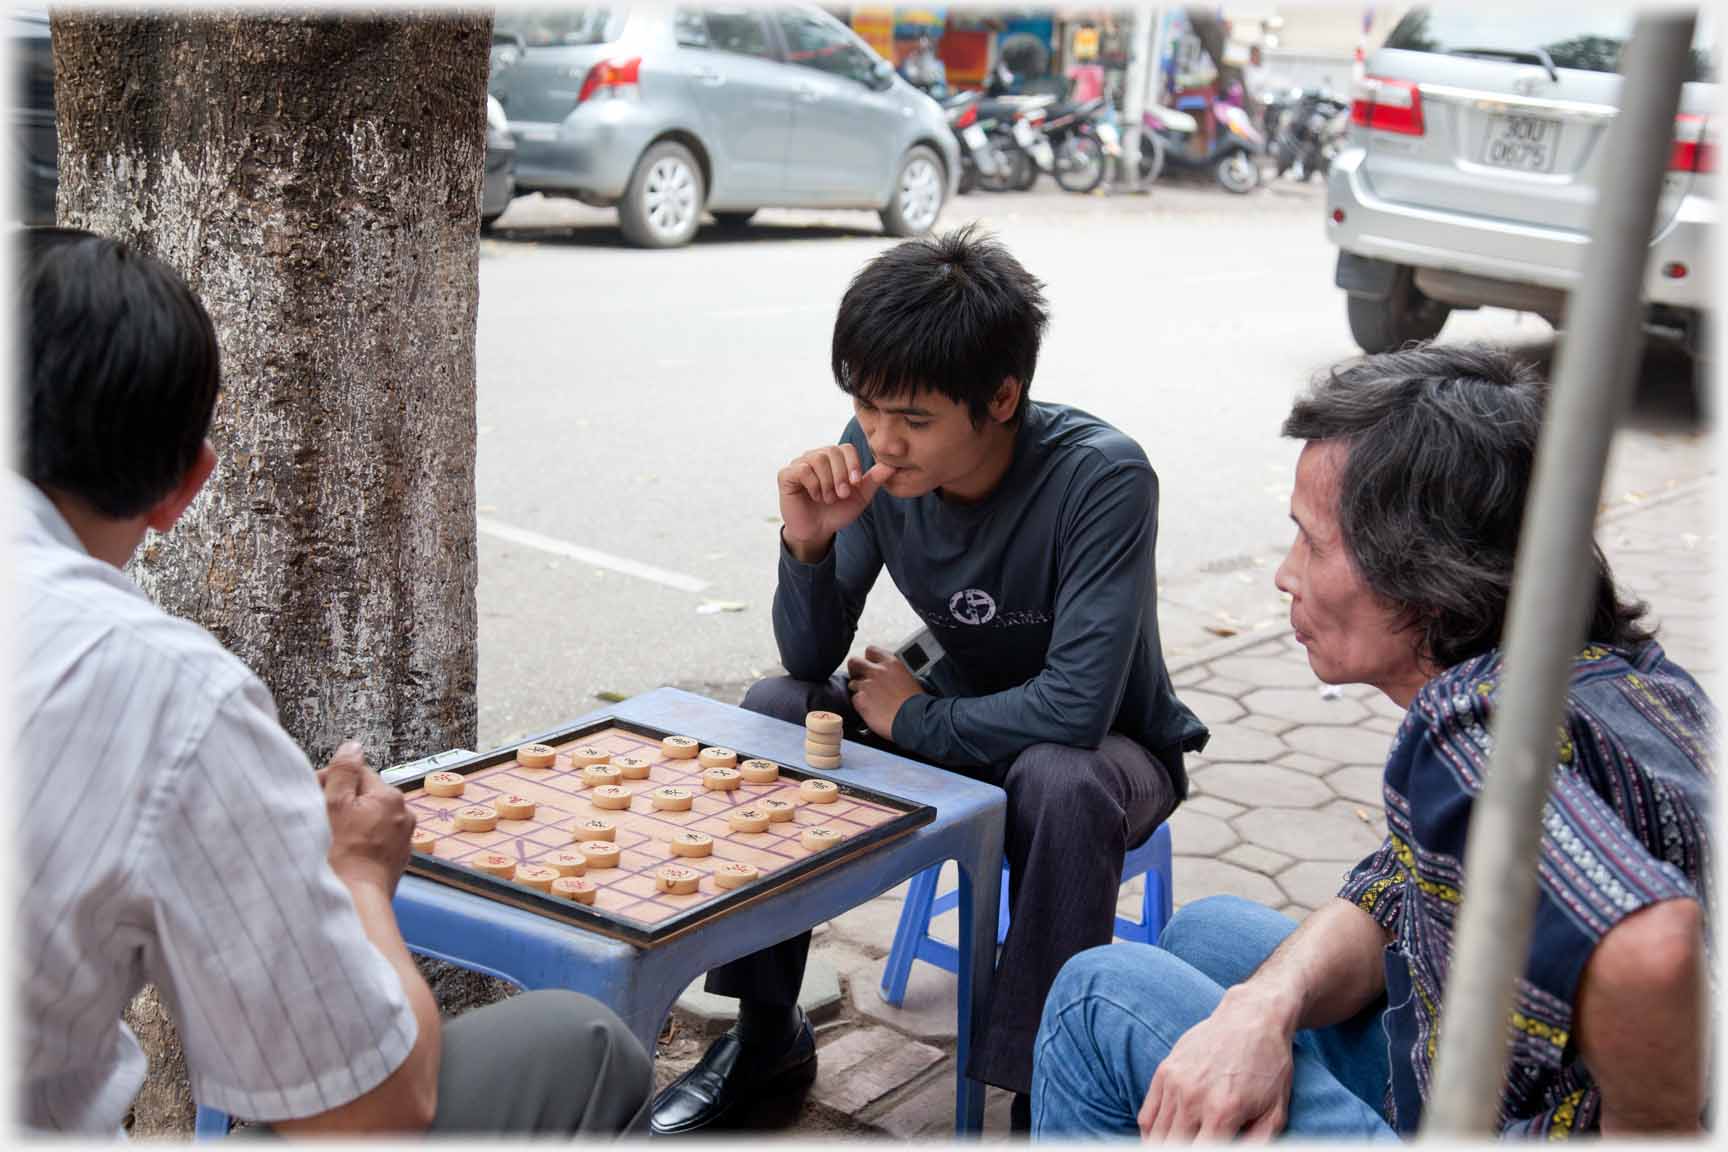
[1137, 100, 1265, 194]
[943, 92, 1006, 195]
[1268, 87, 1350, 181]
[1027, 96, 1121, 193]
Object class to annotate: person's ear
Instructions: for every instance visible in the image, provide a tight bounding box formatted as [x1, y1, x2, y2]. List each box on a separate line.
[989, 376, 1022, 424]
[144, 440, 216, 534]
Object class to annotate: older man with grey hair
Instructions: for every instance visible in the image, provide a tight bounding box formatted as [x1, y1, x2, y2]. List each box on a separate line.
[1031, 344, 1713, 1140]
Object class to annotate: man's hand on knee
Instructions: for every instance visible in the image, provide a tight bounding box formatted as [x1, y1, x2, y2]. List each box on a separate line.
[1136, 989, 1297, 1142]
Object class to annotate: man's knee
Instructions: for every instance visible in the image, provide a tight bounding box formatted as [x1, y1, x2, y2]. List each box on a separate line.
[739, 676, 820, 725]
[517, 992, 653, 1106]
[1042, 943, 1191, 1032]
[1158, 894, 1289, 962]
[1006, 744, 1118, 823]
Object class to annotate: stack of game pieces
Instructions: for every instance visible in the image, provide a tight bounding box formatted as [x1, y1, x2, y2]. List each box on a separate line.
[804, 710, 843, 769]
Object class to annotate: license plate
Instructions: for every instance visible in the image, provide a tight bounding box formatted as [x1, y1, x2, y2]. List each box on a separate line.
[1482, 114, 1560, 172]
[1031, 140, 1054, 169]
[962, 124, 987, 149]
[1012, 118, 1037, 147]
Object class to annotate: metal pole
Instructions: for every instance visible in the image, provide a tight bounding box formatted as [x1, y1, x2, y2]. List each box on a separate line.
[1421, 10, 1697, 1137]
[1117, 7, 1158, 190]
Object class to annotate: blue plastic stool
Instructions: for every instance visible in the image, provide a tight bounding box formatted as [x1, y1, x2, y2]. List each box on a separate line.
[880, 822, 1174, 1006]
[193, 1104, 230, 1140]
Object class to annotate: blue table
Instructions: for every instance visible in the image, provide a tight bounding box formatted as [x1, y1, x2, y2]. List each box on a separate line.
[392, 687, 1007, 1134]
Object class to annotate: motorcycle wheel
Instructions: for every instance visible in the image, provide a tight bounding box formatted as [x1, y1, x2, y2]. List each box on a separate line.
[1013, 148, 1039, 191]
[1053, 132, 1105, 193]
[1135, 131, 1167, 185]
[977, 133, 1020, 192]
[958, 163, 978, 195]
[1216, 150, 1260, 194]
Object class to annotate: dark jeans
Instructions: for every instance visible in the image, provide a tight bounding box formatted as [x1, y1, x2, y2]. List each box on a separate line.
[706, 675, 1181, 1095]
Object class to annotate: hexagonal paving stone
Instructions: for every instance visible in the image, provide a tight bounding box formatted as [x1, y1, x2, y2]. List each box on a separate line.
[1277, 861, 1354, 908]
[1195, 676, 1253, 699]
[1182, 689, 1247, 727]
[1199, 761, 1332, 809]
[1242, 687, 1369, 727]
[1326, 765, 1386, 806]
[1221, 843, 1293, 876]
[1197, 726, 1288, 765]
[1276, 751, 1340, 777]
[1210, 654, 1318, 689]
[1325, 798, 1387, 838]
[1241, 713, 1296, 736]
[1166, 807, 1238, 856]
[1234, 806, 1385, 861]
[1172, 855, 1284, 908]
[1182, 794, 1245, 821]
[1282, 724, 1393, 767]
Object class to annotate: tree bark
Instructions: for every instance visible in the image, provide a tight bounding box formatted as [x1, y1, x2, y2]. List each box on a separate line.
[51, 11, 491, 1133]
[52, 10, 487, 767]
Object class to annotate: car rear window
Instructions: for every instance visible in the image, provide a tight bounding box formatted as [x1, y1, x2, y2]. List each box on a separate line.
[494, 7, 622, 47]
[1384, 7, 1716, 82]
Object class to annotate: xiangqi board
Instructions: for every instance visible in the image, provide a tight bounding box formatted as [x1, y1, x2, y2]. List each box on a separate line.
[397, 716, 935, 946]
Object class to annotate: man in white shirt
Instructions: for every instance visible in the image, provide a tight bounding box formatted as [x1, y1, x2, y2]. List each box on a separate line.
[13, 227, 653, 1137]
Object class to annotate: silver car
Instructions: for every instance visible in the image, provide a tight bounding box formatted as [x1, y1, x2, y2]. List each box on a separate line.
[489, 5, 959, 248]
[1326, 7, 1716, 367]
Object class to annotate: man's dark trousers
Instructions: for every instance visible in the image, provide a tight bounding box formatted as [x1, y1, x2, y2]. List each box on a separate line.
[706, 675, 1181, 1095]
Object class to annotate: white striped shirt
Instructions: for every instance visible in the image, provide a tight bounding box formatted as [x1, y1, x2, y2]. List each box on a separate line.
[12, 476, 416, 1134]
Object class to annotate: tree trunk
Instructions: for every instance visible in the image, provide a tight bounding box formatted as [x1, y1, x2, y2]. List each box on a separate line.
[52, 10, 487, 767]
[51, 12, 491, 1132]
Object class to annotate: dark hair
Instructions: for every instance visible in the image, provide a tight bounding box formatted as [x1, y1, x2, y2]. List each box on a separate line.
[19, 227, 221, 519]
[831, 224, 1049, 425]
[1282, 344, 1653, 669]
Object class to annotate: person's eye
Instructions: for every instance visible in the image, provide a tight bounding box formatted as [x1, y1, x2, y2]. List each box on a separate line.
[905, 420, 930, 430]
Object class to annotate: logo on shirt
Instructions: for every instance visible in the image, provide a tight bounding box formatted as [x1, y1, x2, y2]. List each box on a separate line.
[948, 589, 997, 626]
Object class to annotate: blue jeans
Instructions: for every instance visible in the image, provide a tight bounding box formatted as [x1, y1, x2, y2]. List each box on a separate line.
[1033, 896, 1398, 1140]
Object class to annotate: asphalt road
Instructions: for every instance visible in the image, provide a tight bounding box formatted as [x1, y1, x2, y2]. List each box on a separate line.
[471, 177, 1712, 748]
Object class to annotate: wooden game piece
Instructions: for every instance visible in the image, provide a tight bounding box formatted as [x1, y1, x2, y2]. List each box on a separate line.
[514, 864, 558, 893]
[805, 751, 843, 771]
[580, 764, 623, 789]
[410, 828, 437, 853]
[799, 779, 840, 803]
[701, 767, 742, 792]
[545, 850, 588, 877]
[739, 759, 780, 784]
[496, 795, 536, 821]
[656, 865, 700, 895]
[568, 746, 611, 767]
[698, 746, 738, 769]
[650, 786, 694, 811]
[801, 827, 845, 851]
[455, 804, 499, 832]
[474, 852, 516, 877]
[762, 798, 797, 822]
[804, 731, 841, 751]
[805, 710, 844, 736]
[590, 785, 633, 810]
[578, 841, 622, 869]
[804, 738, 841, 758]
[424, 771, 465, 798]
[613, 754, 653, 779]
[661, 736, 700, 759]
[552, 876, 597, 904]
[714, 862, 760, 890]
[669, 831, 713, 858]
[515, 744, 557, 769]
[574, 816, 616, 842]
[727, 808, 772, 834]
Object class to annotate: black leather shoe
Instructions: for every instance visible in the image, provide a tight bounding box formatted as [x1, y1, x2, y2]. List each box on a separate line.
[650, 1011, 817, 1135]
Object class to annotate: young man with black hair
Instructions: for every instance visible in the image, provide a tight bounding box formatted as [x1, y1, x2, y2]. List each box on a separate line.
[14, 228, 653, 1136]
[651, 226, 1209, 1135]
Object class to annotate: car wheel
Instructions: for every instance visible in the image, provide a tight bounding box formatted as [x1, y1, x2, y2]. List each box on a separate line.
[1345, 268, 1451, 354]
[1216, 150, 1259, 194]
[712, 211, 755, 232]
[880, 145, 945, 237]
[619, 141, 705, 249]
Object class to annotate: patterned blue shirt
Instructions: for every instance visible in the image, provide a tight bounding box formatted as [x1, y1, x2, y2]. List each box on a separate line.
[1337, 642, 1713, 1136]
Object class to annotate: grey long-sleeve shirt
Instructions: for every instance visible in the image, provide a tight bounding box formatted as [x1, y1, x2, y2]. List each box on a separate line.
[772, 402, 1208, 794]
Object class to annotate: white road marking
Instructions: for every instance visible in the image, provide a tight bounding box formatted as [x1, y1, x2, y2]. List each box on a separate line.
[477, 517, 709, 593]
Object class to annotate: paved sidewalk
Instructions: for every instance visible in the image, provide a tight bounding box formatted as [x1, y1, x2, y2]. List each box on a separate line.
[656, 476, 1717, 1137]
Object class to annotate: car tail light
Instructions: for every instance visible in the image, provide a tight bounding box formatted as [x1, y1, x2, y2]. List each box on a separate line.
[1671, 114, 1716, 173]
[1351, 75, 1424, 136]
[577, 57, 641, 104]
[953, 103, 977, 129]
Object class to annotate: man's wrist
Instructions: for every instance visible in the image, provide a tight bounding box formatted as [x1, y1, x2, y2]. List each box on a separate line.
[781, 528, 834, 565]
[1220, 979, 1303, 1038]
